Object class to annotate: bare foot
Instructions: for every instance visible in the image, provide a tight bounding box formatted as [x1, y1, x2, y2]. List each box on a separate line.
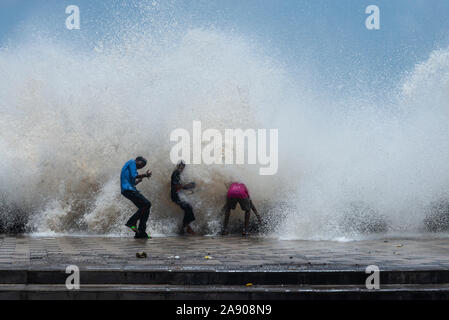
[185, 226, 196, 235]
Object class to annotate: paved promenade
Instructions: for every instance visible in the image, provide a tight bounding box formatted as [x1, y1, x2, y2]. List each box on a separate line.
[0, 235, 448, 271]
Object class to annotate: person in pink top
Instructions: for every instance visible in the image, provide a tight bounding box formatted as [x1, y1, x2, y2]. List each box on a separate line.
[221, 182, 262, 236]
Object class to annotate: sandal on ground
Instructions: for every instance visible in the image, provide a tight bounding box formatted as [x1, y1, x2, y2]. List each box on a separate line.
[126, 224, 137, 233]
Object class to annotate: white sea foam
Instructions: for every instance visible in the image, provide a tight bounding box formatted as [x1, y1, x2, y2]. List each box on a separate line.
[1, 2, 449, 239]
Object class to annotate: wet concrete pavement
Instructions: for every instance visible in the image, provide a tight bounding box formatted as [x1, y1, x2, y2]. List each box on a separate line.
[0, 235, 448, 271]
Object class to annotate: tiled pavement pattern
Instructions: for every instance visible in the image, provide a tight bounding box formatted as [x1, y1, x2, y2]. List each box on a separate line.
[0, 235, 448, 271]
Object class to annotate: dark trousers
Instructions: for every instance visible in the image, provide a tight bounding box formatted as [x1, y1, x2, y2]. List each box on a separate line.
[172, 195, 195, 226]
[122, 190, 151, 234]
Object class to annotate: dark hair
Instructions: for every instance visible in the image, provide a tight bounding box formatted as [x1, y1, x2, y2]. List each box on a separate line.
[177, 160, 186, 167]
[136, 156, 147, 166]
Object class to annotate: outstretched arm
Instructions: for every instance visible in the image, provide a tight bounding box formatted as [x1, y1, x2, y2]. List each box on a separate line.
[135, 177, 143, 185]
[137, 170, 152, 180]
[174, 182, 196, 191]
[183, 182, 196, 190]
[250, 200, 262, 224]
[221, 203, 231, 235]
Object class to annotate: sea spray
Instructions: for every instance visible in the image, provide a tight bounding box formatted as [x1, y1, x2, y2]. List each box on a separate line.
[0, 27, 289, 235]
[1, 2, 449, 239]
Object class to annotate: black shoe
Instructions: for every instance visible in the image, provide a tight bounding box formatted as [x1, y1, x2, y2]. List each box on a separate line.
[134, 232, 151, 239]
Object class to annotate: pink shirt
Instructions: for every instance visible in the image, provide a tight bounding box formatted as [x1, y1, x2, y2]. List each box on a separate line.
[227, 183, 250, 199]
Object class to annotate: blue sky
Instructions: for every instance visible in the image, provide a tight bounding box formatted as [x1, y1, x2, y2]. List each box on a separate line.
[1, 0, 449, 92]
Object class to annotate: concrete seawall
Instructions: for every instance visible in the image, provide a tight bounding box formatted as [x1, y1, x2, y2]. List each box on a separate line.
[1, 235, 449, 299]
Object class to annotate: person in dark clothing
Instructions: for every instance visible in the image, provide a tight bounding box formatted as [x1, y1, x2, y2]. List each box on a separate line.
[171, 161, 196, 235]
[121, 156, 152, 239]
